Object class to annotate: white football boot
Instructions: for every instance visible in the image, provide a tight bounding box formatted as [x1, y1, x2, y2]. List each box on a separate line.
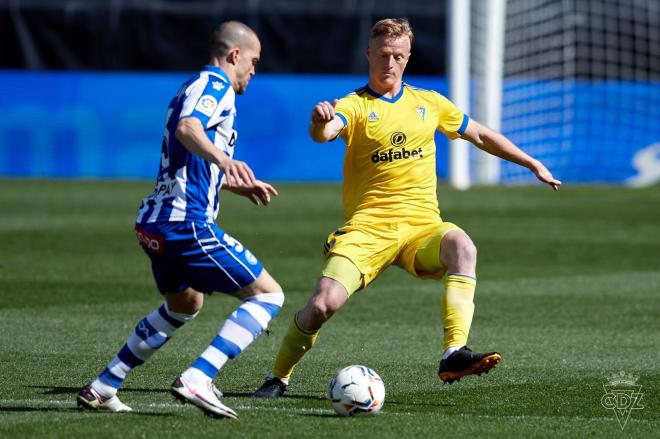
[77, 384, 132, 412]
[211, 383, 223, 398]
[170, 375, 237, 419]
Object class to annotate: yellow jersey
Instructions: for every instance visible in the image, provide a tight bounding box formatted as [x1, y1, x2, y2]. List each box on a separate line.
[334, 83, 468, 221]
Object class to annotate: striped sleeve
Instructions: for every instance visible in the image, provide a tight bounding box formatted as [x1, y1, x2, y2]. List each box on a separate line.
[180, 73, 231, 128]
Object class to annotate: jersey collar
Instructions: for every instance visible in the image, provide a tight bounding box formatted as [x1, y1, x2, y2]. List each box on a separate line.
[364, 83, 405, 103]
[204, 65, 230, 83]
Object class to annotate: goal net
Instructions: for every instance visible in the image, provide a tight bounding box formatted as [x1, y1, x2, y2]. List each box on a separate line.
[450, 0, 660, 187]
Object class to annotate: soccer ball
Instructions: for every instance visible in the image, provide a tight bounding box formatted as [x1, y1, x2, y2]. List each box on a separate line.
[328, 365, 385, 416]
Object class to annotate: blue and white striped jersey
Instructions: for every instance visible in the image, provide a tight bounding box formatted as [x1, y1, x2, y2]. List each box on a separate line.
[136, 65, 237, 224]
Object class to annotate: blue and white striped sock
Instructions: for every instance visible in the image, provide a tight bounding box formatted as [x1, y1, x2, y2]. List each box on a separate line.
[91, 303, 197, 398]
[182, 292, 284, 383]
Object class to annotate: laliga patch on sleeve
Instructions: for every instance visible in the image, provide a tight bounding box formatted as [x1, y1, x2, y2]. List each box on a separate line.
[195, 95, 218, 116]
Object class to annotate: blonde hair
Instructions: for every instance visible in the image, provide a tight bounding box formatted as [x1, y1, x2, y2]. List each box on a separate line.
[370, 18, 414, 46]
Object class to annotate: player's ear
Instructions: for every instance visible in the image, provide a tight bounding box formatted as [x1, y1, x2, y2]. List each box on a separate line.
[226, 48, 240, 65]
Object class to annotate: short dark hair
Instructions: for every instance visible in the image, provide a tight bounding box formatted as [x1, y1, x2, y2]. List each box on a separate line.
[208, 21, 258, 58]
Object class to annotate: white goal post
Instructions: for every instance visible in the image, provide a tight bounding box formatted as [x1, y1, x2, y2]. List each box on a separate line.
[448, 0, 506, 189]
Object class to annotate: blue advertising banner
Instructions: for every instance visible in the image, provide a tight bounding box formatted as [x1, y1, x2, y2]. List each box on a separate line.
[1, 71, 659, 185]
[0, 71, 451, 182]
[499, 79, 660, 186]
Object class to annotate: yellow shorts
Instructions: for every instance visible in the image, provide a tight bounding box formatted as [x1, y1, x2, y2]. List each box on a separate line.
[321, 218, 462, 295]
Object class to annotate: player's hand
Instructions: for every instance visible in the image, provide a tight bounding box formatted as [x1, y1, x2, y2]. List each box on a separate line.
[311, 100, 338, 123]
[219, 157, 256, 187]
[250, 180, 278, 205]
[230, 180, 279, 205]
[533, 161, 562, 191]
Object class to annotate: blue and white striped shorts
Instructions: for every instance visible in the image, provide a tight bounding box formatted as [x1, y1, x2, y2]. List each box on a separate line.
[135, 220, 264, 295]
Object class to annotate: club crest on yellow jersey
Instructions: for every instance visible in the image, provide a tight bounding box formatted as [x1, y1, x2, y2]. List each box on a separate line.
[416, 105, 426, 120]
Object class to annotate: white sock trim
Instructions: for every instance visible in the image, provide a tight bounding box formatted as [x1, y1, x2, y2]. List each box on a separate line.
[182, 367, 211, 386]
[442, 345, 464, 360]
[267, 373, 288, 385]
[251, 291, 285, 307]
[164, 301, 200, 322]
[91, 378, 118, 399]
[447, 273, 477, 280]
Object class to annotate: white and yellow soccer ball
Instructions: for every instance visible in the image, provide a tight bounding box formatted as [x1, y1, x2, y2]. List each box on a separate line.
[328, 365, 385, 416]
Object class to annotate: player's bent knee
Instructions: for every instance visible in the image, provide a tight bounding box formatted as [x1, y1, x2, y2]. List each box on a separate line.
[165, 287, 204, 315]
[441, 231, 477, 275]
[308, 278, 348, 321]
[235, 269, 282, 299]
[254, 273, 282, 295]
[457, 239, 477, 263]
[443, 232, 477, 260]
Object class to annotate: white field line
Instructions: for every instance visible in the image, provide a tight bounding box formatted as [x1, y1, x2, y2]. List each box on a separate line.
[1, 398, 648, 424]
[0, 398, 338, 416]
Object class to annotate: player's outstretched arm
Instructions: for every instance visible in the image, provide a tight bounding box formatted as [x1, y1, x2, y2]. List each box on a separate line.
[461, 119, 562, 190]
[309, 100, 344, 143]
[175, 117, 255, 187]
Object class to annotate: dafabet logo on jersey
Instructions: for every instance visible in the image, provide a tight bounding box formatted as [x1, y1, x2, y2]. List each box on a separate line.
[371, 131, 423, 163]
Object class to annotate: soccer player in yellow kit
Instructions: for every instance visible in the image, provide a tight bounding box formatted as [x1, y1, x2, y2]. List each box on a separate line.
[254, 18, 561, 397]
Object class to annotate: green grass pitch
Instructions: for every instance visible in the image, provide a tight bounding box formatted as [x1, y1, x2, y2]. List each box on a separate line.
[1, 180, 659, 438]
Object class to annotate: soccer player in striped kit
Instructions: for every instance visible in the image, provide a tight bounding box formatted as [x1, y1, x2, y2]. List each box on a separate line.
[77, 21, 283, 419]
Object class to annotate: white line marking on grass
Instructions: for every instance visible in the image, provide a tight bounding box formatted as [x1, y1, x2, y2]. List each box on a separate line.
[5, 399, 646, 424]
[0, 399, 339, 416]
[1, 399, 76, 406]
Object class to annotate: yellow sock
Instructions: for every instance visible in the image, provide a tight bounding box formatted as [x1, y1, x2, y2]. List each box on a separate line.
[272, 313, 319, 381]
[441, 274, 476, 351]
